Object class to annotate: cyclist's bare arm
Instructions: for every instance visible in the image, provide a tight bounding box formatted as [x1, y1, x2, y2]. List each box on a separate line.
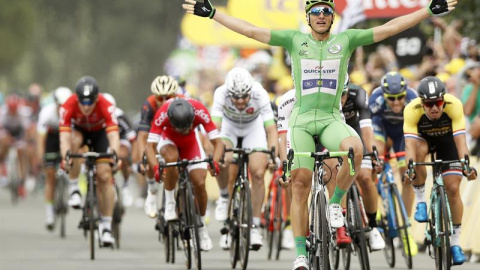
[145, 141, 158, 169]
[36, 132, 46, 161]
[59, 132, 71, 160]
[210, 137, 224, 163]
[183, 0, 271, 44]
[360, 126, 375, 154]
[107, 131, 121, 155]
[278, 132, 287, 161]
[265, 123, 278, 158]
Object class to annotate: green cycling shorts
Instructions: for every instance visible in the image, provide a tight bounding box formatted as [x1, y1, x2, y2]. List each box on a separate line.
[288, 108, 359, 170]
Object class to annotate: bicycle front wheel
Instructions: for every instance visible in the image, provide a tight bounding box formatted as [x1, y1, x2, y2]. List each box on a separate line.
[312, 191, 329, 270]
[239, 180, 252, 270]
[391, 183, 412, 269]
[186, 184, 201, 270]
[434, 187, 452, 270]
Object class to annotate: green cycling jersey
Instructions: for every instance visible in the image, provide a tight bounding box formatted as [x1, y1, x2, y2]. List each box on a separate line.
[269, 29, 374, 115]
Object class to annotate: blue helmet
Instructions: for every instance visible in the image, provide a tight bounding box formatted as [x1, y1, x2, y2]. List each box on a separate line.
[381, 72, 407, 95]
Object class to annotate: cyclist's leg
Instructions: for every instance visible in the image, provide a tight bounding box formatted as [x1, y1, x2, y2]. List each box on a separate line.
[289, 125, 314, 258]
[67, 129, 84, 208]
[243, 119, 268, 234]
[43, 132, 60, 229]
[92, 129, 116, 244]
[118, 141, 133, 206]
[159, 138, 180, 221]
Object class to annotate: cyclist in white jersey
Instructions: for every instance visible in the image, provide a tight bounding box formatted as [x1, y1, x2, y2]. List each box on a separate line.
[211, 67, 278, 250]
[37, 87, 72, 230]
[183, 0, 458, 268]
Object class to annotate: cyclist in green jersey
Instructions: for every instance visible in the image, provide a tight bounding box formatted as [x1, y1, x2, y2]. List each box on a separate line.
[183, 0, 459, 269]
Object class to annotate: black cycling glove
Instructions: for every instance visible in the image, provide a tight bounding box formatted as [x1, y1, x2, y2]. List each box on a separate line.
[193, 0, 216, 19]
[427, 0, 450, 16]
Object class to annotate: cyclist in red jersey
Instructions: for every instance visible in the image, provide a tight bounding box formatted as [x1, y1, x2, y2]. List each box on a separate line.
[59, 76, 120, 246]
[137, 76, 182, 211]
[146, 98, 224, 251]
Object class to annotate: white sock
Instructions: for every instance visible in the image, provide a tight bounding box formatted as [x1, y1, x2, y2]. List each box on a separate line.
[46, 203, 54, 216]
[101, 216, 112, 231]
[451, 225, 462, 246]
[147, 177, 158, 194]
[69, 178, 79, 194]
[165, 189, 175, 204]
[219, 188, 229, 199]
[201, 215, 206, 225]
[413, 185, 426, 203]
[252, 217, 261, 227]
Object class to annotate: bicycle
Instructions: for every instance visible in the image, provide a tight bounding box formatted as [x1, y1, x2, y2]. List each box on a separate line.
[263, 166, 287, 260]
[157, 155, 215, 270]
[6, 145, 23, 204]
[286, 140, 355, 270]
[407, 152, 471, 270]
[221, 146, 275, 270]
[66, 151, 117, 260]
[377, 150, 412, 269]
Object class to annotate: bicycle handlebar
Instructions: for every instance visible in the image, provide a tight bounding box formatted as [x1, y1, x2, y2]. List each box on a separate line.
[407, 156, 470, 180]
[284, 147, 356, 177]
[66, 151, 117, 162]
[155, 155, 215, 180]
[220, 146, 276, 164]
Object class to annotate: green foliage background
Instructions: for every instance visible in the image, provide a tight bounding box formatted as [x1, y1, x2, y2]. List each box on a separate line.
[0, 0, 183, 110]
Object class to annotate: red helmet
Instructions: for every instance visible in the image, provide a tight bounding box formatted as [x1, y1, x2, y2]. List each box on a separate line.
[6, 94, 21, 113]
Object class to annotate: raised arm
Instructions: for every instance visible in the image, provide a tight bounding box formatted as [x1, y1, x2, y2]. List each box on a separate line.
[372, 0, 457, 43]
[183, 0, 271, 44]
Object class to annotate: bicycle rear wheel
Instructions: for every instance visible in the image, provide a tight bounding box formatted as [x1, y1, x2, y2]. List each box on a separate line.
[341, 245, 352, 270]
[112, 184, 124, 249]
[7, 149, 21, 204]
[239, 180, 252, 270]
[347, 186, 370, 270]
[435, 187, 452, 270]
[274, 184, 284, 260]
[265, 187, 274, 260]
[391, 184, 412, 269]
[167, 221, 176, 264]
[55, 173, 68, 238]
[378, 211, 395, 268]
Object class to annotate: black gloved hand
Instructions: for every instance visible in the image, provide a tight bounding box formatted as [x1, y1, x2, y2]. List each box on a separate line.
[193, 0, 216, 19]
[427, 0, 451, 16]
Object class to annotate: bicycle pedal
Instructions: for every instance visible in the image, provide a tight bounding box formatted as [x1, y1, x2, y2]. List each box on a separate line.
[182, 230, 191, 240]
[250, 244, 261, 251]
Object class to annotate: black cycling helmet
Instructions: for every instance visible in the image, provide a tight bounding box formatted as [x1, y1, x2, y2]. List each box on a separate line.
[167, 98, 195, 130]
[381, 72, 407, 95]
[417, 76, 446, 100]
[75, 76, 99, 104]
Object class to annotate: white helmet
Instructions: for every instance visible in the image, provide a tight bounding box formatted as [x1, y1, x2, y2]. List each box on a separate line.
[53, 87, 72, 105]
[151, 75, 178, 96]
[102, 92, 116, 107]
[225, 67, 254, 96]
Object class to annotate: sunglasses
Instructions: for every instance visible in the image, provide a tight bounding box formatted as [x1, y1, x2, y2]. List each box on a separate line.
[309, 6, 334, 16]
[384, 93, 406, 102]
[231, 93, 250, 100]
[423, 99, 445, 108]
[157, 95, 174, 102]
[79, 100, 94, 106]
